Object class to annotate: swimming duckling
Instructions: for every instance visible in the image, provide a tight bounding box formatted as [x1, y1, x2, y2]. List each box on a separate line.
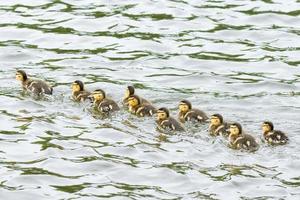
[15, 70, 53, 95]
[209, 114, 229, 136]
[72, 80, 91, 102]
[262, 121, 288, 145]
[156, 107, 185, 132]
[178, 100, 208, 123]
[228, 122, 259, 151]
[123, 86, 150, 107]
[91, 89, 120, 114]
[127, 95, 156, 117]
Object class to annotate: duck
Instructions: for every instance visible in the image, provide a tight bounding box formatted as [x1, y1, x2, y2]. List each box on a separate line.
[72, 80, 91, 102]
[127, 95, 156, 117]
[262, 121, 288, 145]
[123, 86, 150, 107]
[178, 100, 208, 123]
[228, 122, 259, 151]
[209, 114, 229, 137]
[156, 107, 185, 132]
[90, 89, 120, 114]
[15, 70, 53, 95]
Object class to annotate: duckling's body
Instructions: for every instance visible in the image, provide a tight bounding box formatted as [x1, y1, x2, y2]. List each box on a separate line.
[16, 70, 53, 95]
[123, 86, 151, 107]
[128, 95, 156, 117]
[158, 117, 185, 132]
[262, 121, 288, 145]
[91, 89, 120, 114]
[229, 134, 259, 151]
[135, 104, 156, 117]
[73, 91, 91, 102]
[178, 100, 208, 123]
[156, 107, 185, 132]
[228, 123, 258, 151]
[72, 80, 91, 102]
[209, 114, 229, 137]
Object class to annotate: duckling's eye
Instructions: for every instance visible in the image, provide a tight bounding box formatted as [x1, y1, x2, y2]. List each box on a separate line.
[158, 112, 166, 117]
[212, 118, 219, 122]
[130, 98, 137, 102]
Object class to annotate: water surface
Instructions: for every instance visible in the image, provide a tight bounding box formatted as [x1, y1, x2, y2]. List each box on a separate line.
[0, 0, 300, 199]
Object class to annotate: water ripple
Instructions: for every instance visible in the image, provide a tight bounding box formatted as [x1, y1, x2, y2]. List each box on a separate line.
[1, 0, 300, 199]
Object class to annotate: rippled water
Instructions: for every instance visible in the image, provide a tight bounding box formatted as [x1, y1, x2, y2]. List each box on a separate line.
[1, 0, 300, 199]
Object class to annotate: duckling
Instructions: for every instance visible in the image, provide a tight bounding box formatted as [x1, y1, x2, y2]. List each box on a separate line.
[209, 114, 229, 137]
[91, 89, 120, 114]
[228, 122, 259, 151]
[262, 121, 288, 145]
[178, 100, 208, 123]
[72, 80, 91, 102]
[123, 86, 150, 107]
[156, 107, 185, 132]
[15, 70, 53, 95]
[127, 95, 156, 117]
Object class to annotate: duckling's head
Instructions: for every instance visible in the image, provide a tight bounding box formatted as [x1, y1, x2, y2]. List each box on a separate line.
[179, 100, 192, 113]
[127, 95, 140, 107]
[210, 114, 223, 126]
[229, 122, 242, 136]
[262, 121, 274, 134]
[72, 80, 84, 92]
[92, 89, 106, 102]
[16, 70, 27, 82]
[125, 86, 135, 98]
[157, 107, 169, 121]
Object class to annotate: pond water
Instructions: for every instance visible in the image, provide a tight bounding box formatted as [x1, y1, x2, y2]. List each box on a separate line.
[0, 0, 300, 199]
